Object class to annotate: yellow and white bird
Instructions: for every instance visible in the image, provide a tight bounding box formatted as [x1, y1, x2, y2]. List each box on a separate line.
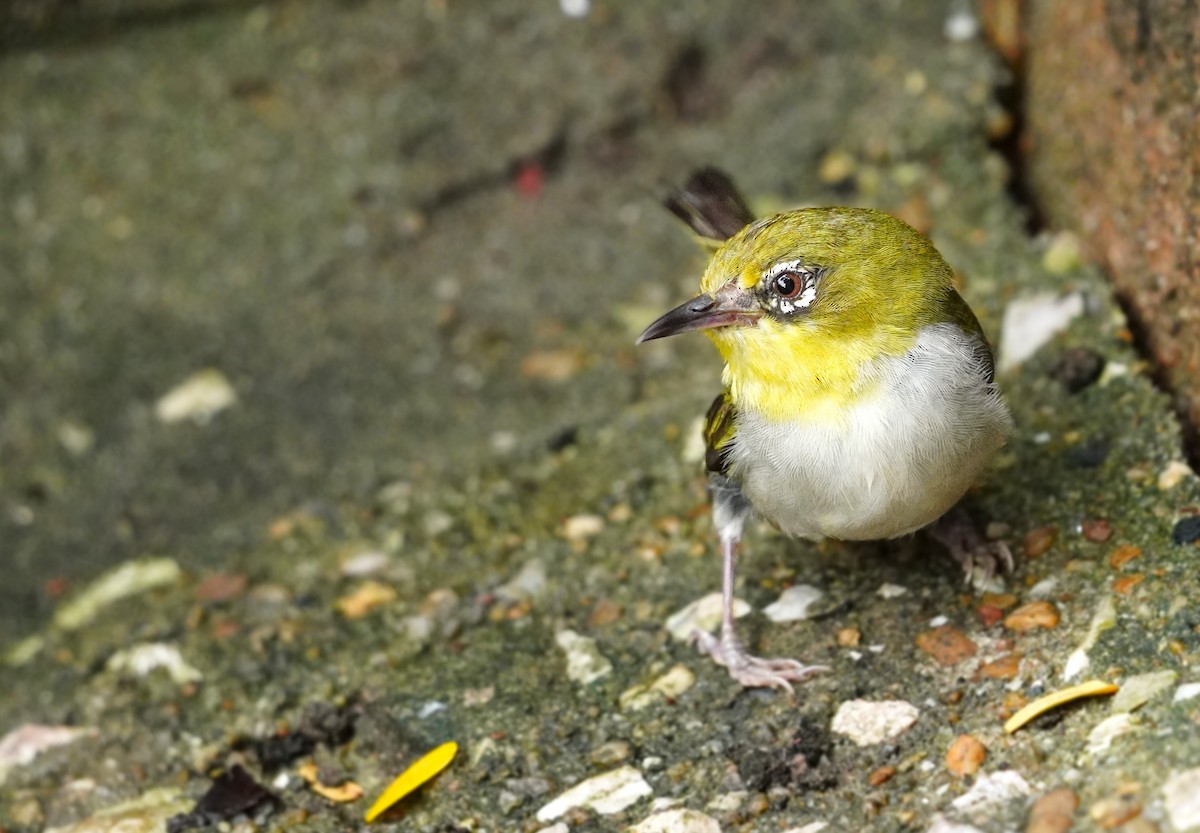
[638, 169, 1012, 690]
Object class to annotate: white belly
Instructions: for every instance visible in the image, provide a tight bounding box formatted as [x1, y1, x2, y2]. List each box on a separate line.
[727, 324, 1012, 541]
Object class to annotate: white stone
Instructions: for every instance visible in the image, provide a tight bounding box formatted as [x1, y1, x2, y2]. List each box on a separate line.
[535, 766, 652, 821]
[705, 792, 746, 812]
[562, 514, 605, 541]
[783, 823, 829, 833]
[106, 643, 203, 684]
[496, 558, 547, 602]
[340, 550, 390, 577]
[1085, 714, 1136, 756]
[943, 10, 979, 42]
[763, 585, 824, 622]
[831, 699, 919, 746]
[155, 369, 237, 424]
[949, 770, 1032, 820]
[629, 808, 721, 833]
[554, 629, 613, 684]
[928, 615, 950, 627]
[54, 558, 182, 632]
[1158, 460, 1194, 491]
[665, 593, 750, 641]
[1163, 768, 1200, 832]
[559, 0, 589, 18]
[1111, 669, 1178, 713]
[621, 664, 697, 711]
[0, 725, 97, 785]
[1173, 682, 1200, 703]
[876, 583, 908, 599]
[998, 292, 1084, 371]
[926, 815, 985, 833]
[535, 826, 569, 833]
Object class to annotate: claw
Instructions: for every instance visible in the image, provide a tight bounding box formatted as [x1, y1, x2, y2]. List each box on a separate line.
[690, 628, 827, 692]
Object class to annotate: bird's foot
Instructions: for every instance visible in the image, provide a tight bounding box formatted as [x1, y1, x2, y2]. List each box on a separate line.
[930, 507, 1013, 590]
[690, 629, 827, 692]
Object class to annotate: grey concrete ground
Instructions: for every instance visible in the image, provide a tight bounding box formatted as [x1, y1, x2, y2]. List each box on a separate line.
[2, 2, 1199, 832]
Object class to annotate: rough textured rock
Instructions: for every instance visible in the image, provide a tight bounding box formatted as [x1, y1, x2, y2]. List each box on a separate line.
[1025, 0, 1200, 441]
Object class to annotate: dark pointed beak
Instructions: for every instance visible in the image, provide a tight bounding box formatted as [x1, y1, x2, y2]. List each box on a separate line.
[636, 282, 761, 344]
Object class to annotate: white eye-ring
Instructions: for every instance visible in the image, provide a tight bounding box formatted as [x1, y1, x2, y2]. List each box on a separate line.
[765, 261, 816, 314]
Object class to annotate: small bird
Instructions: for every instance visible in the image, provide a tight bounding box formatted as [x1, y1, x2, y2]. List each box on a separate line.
[637, 169, 1013, 691]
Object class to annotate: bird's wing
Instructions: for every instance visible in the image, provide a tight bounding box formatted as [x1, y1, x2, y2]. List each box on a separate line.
[703, 389, 738, 476]
[664, 167, 756, 246]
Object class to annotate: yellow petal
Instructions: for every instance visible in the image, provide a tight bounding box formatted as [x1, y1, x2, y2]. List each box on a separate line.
[1004, 680, 1119, 734]
[364, 741, 458, 823]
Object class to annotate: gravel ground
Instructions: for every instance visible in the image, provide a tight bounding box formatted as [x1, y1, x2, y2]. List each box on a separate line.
[2, 2, 1199, 832]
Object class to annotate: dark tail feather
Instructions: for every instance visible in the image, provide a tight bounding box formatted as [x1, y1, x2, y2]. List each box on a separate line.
[664, 167, 756, 243]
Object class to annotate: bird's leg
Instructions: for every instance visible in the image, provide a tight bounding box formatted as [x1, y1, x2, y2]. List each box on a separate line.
[690, 479, 827, 691]
[929, 503, 1013, 588]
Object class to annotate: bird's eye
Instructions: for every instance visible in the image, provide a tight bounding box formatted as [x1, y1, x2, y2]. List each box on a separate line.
[773, 271, 803, 299]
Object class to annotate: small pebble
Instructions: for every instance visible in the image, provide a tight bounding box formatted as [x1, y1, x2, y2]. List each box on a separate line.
[1172, 516, 1200, 546]
[951, 771, 1032, 820]
[1108, 545, 1142, 569]
[562, 514, 605, 541]
[868, 766, 896, 786]
[155, 369, 237, 424]
[837, 627, 861, 647]
[978, 654, 1021, 680]
[1086, 714, 1136, 755]
[1158, 460, 1193, 491]
[555, 630, 613, 685]
[590, 741, 632, 767]
[998, 292, 1084, 371]
[763, 585, 824, 622]
[1081, 519, 1113, 542]
[915, 626, 978, 666]
[1050, 346, 1105, 392]
[1173, 682, 1200, 703]
[1004, 602, 1060, 632]
[536, 766, 652, 821]
[665, 593, 750, 641]
[876, 583, 908, 599]
[1111, 670, 1178, 713]
[1023, 526, 1057, 558]
[1088, 784, 1142, 829]
[945, 735, 986, 777]
[628, 808, 721, 833]
[831, 699, 920, 746]
[1162, 767, 1200, 832]
[1025, 787, 1078, 833]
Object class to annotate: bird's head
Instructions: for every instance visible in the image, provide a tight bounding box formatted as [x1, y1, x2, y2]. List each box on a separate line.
[638, 208, 959, 418]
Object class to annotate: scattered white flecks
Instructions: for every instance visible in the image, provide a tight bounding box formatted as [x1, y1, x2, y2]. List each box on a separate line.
[555, 629, 613, 685]
[763, 585, 824, 622]
[534, 825, 569, 833]
[876, 583, 908, 599]
[847, 650, 863, 661]
[423, 510, 454, 537]
[1062, 596, 1117, 681]
[1158, 460, 1195, 491]
[1098, 361, 1128, 385]
[562, 513, 605, 541]
[681, 416, 706, 463]
[154, 369, 237, 424]
[1029, 577, 1059, 599]
[496, 558, 547, 603]
[1085, 713, 1136, 756]
[1174, 682, 1200, 703]
[665, 593, 750, 641]
[535, 766, 652, 821]
[620, 664, 696, 711]
[418, 700, 447, 719]
[57, 420, 95, 456]
[340, 550, 390, 577]
[559, 0, 589, 18]
[1033, 431, 1052, 444]
[0, 725, 97, 785]
[867, 644, 885, 653]
[1112, 670, 1178, 713]
[998, 292, 1085, 371]
[783, 823, 829, 833]
[929, 615, 950, 628]
[106, 643, 203, 684]
[831, 699, 920, 746]
[705, 791, 747, 812]
[629, 808, 720, 833]
[272, 772, 291, 790]
[648, 797, 681, 812]
[1162, 767, 1200, 832]
[927, 814, 985, 833]
[950, 770, 1032, 820]
[463, 686, 495, 707]
[54, 558, 181, 632]
[943, 9, 978, 41]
